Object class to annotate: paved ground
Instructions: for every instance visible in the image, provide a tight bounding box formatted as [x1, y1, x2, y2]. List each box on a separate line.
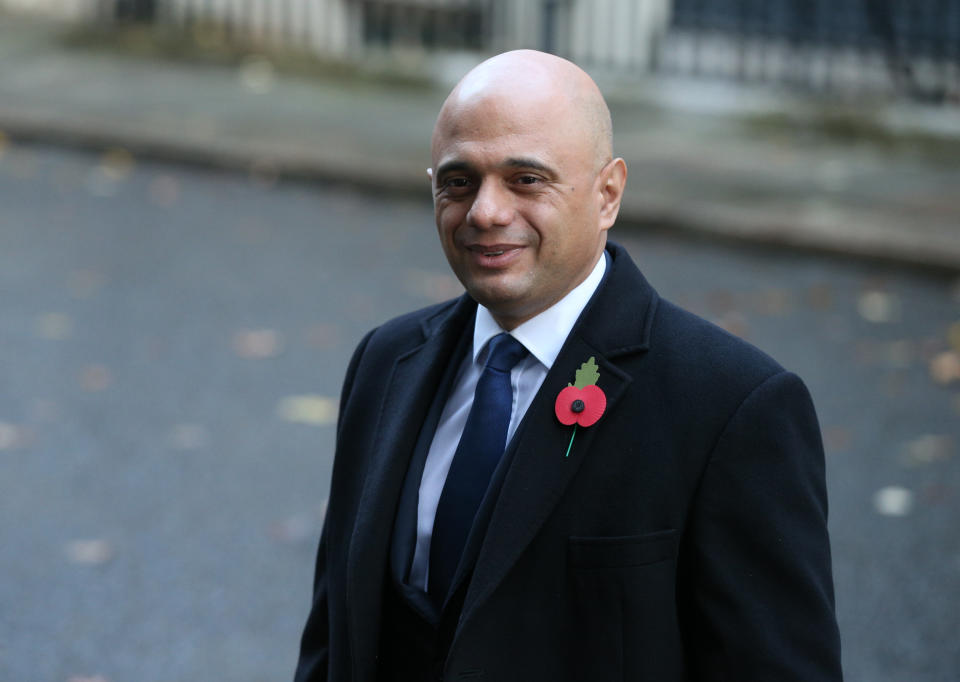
[1, 13, 960, 270]
[1, 143, 958, 681]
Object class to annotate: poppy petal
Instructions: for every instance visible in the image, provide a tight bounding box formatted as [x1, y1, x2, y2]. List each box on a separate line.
[575, 384, 607, 427]
[554, 385, 582, 426]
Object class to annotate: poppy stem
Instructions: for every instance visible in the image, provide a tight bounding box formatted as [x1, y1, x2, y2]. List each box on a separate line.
[564, 424, 578, 458]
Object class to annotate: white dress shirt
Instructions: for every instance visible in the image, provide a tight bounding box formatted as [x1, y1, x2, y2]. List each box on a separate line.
[408, 252, 608, 591]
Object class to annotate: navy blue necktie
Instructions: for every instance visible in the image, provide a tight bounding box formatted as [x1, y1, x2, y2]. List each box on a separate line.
[429, 333, 528, 606]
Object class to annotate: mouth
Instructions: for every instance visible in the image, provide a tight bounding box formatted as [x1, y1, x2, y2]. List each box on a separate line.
[469, 244, 520, 255]
[465, 244, 524, 268]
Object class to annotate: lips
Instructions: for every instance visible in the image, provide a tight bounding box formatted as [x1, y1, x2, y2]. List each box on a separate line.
[465, 244, 524, 268]
[468, 244, 521, 256]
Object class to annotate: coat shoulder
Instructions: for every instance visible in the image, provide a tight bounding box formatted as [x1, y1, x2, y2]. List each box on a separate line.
[649, 297, 787, 397]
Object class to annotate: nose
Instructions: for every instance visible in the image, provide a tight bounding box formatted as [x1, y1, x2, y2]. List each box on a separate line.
[466, 179, 514, 229]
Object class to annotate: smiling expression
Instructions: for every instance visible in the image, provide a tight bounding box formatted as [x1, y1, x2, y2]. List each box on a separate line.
[430, 52, 626, 330]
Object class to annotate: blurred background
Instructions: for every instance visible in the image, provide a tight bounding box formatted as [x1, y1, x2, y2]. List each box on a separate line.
[0, 1, 958, 680]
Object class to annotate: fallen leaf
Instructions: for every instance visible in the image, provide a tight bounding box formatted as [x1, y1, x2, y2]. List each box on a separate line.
[168, 423, 209, 451]
[239, 55, 275, 94]
[100, 147, 135, 181]
[929, 351, 960, 385]
[0, 422, 31, 450]
[822, 426, 852, 452]
[79, 365, 113, 392]
[901, 434, 954, 466]
[233, 329, 283, 358]
[276, 395, 337, 425]
[35, 312, 73, 340]
[65, 539, 114, 565]
[857, 290, 900, 323]
[873, 486, 913, 517]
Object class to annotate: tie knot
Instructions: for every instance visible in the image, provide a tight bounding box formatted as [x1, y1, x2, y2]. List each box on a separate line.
[484, 333, 528, 373]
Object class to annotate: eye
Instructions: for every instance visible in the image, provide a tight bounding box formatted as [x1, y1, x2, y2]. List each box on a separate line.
[514, 174, 542, 186]
[438, 176, 473, 195]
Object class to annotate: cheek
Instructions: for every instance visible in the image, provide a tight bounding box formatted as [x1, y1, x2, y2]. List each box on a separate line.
[437, 203, 467, 238]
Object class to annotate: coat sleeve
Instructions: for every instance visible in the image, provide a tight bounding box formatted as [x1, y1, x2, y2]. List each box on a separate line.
[294, 521, 331, 682]
[685, 371, 843, 681]
[293, 329, 376, 682]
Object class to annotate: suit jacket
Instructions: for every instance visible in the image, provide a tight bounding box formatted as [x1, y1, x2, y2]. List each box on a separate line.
[294, 242, 842, 681]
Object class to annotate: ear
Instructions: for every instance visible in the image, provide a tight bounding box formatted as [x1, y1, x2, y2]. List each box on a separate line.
[597, 158, 627, 232]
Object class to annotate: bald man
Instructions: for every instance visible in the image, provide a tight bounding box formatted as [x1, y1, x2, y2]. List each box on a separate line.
[294, 51, 841, 682]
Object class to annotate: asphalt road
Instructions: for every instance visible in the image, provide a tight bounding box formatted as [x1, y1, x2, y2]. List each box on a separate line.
[1, 143, 958, 682]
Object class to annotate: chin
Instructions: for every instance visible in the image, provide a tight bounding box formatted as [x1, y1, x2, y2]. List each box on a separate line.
[465, 275, 525, 305]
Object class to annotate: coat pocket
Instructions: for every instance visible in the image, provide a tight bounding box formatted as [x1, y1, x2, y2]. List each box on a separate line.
[567, 528, 678, 569]
[565, 529, 683, 680]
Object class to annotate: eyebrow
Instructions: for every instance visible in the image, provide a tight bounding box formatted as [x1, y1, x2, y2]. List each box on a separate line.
[502, 157, 555, 175]
[434, 157, 556, 178]
[434, 160, 471, 178]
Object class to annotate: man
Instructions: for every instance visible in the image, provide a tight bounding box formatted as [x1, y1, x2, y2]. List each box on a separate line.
[295, 50, 842, 681]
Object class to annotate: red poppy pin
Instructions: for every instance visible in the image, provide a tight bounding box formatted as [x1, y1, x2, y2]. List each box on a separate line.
[554, 356, 607, 458]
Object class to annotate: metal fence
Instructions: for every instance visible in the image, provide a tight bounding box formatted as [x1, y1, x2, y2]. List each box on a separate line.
[663, 0, 960, 102]
[7, 0, 959, 103]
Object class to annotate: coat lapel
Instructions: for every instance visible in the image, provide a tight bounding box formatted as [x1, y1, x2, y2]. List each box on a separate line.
[345, 296, 475, 678]
[456, 243, 660, 631]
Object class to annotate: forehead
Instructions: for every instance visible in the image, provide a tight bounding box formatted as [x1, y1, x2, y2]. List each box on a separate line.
[432, 90, 591, 170]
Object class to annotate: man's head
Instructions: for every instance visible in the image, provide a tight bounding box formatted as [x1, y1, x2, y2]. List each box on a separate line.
[429, 50, 627, 330]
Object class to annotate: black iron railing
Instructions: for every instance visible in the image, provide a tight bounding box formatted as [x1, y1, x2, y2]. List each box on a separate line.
[666, 0, 960, 102]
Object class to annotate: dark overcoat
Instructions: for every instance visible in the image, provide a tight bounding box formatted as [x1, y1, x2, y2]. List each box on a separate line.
[295, 242, 842, 681]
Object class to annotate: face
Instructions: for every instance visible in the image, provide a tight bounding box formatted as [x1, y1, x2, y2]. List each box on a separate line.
[431, 92, 623, 330]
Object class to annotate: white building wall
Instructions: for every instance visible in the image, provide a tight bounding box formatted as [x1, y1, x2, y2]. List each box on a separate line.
[570, 0, 670, 69]
[161, 0, 353, 57]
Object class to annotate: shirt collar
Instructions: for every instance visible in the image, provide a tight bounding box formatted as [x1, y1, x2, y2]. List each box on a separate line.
[472, 251, 607, 369]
